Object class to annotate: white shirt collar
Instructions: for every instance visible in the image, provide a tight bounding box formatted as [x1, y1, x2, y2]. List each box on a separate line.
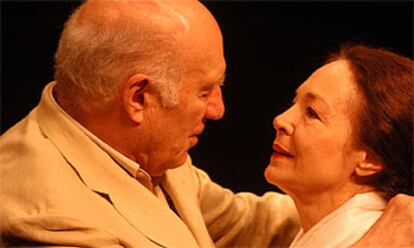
[290, 192, 386, 248]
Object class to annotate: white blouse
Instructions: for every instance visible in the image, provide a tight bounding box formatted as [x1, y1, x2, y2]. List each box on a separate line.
[290, 192, 386, 248]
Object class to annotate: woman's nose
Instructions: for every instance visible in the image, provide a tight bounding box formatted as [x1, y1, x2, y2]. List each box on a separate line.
[273, 108, 294, 135]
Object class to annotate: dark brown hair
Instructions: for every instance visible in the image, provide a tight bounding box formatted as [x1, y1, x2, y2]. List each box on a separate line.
[328, 44, 413, 200]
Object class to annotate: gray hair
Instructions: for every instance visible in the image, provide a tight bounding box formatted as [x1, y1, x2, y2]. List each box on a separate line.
[54, 3, 183, 112]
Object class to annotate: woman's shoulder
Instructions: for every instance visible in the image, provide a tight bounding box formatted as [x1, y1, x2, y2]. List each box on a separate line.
[290, 192, 386, 248]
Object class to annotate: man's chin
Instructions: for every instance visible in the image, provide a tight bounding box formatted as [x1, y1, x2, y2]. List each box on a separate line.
[177, 153, 189, 165]
[153, 146, 193, 175]
[189, 136, 199, 148]
[150, 156, 188, 176]
[170, 151, 190, 169]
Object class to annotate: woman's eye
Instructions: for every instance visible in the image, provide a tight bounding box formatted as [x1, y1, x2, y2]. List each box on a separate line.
[306, 106, 320, 120]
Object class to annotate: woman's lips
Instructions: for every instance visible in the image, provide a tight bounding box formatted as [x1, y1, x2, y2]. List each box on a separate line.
[272, 144, 294, 158]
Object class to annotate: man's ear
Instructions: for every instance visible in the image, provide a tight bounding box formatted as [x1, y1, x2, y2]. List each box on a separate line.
[122, 74, 149, 124]
[355, 151, 383, 177]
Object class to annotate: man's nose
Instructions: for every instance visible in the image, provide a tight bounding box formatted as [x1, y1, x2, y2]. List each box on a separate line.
[205, 86, 225, 120]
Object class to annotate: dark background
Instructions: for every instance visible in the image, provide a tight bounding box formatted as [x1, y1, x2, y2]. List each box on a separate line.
[1, 1, 413, 195]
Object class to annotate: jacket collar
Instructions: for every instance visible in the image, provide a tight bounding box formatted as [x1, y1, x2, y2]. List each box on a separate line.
[36, 82, 199, 248]
[163, 162, 215, 248]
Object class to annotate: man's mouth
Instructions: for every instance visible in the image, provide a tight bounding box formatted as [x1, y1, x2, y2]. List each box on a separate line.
[193, 126, 205, 137]
[272, 144, 294, 158]
[189, 126, 205, 147]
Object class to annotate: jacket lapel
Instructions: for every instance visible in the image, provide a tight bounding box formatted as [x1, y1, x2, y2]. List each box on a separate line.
[163, 161, 215, 248]
[36, 82, 199, 248]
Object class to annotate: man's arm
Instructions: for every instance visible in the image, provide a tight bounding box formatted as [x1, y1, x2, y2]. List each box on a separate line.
[191, 165, 300, 248]
[1, 213, 124, 247]
[352, 194, 414, 248]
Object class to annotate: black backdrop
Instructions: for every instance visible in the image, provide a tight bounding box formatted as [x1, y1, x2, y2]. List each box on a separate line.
[2, 1, 413, 195]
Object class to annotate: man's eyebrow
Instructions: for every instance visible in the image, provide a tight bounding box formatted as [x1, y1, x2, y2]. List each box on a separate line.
[217, 74, 227, 86]
[201, 74, 226, 91]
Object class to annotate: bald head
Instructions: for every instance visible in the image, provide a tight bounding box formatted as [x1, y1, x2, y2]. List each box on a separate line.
[77, 0, 189, 36]
[54, 0, 223, 112]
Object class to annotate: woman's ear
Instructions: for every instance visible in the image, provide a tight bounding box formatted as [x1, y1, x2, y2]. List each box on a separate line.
[122, 74, 149, 124]
[355, 151, 383, 177]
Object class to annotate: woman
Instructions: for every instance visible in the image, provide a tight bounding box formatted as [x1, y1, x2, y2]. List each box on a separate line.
[265, 44, 413, 247]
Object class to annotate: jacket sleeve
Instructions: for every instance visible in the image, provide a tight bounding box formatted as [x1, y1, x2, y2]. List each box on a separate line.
[192, 166, 300, 248]
[1, 213, 124, 248]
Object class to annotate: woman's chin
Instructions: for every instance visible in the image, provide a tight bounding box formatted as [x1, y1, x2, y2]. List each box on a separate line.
[264, 164, 281, 185]
[264, 164, 294, 194]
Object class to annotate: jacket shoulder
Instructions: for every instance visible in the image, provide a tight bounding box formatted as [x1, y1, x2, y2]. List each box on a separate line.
[0, 110, 90, 218]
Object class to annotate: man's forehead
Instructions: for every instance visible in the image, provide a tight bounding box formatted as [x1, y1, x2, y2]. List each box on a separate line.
[80, 0, 191, 34]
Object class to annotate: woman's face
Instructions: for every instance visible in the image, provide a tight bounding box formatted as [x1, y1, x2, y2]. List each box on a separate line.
[265, 60, 366, 197]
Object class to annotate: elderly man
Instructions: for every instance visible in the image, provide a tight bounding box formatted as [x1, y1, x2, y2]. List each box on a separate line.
[0, 0, 412, 247]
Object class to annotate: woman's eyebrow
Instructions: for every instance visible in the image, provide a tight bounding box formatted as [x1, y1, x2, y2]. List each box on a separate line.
[296, 87, 331, 112]
[304, 91, 331, 112]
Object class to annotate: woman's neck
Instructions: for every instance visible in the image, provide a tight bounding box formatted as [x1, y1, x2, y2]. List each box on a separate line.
[291, 185, 373, 232]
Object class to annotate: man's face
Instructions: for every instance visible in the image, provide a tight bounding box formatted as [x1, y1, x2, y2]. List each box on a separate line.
[129, 1, 228, 176]
[141, 38, 226, 176]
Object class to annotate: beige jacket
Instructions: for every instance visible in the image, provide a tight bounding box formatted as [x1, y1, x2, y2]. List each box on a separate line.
[0, 83, 299, 248]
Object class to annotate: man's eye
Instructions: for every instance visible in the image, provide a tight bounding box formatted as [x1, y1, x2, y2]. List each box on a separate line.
[199, 91, 210, 98]
[306, 106, 320, 120]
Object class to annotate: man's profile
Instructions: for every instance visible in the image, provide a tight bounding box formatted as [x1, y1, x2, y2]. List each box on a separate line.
[0, 0, 299, 247]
